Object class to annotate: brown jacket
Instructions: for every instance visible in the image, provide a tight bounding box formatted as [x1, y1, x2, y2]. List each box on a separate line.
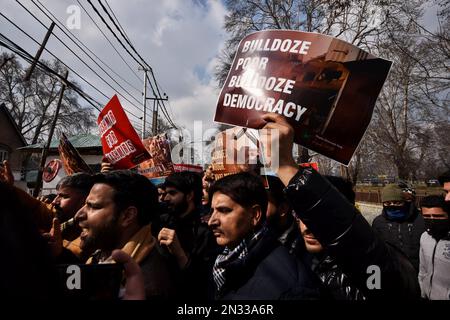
[87, 225, 176, 300]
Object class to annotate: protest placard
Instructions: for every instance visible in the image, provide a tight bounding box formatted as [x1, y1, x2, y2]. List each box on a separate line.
[210, 127, 269, 187]
[97, 95, 150, 169]
[58, 132, 93, 175]
[174, 164, 203, 173]
[214, 30, 392, 165]
[138, 133, 174, 179]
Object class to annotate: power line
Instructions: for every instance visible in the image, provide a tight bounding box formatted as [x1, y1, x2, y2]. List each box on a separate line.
[97, 0, 150, 70]
[0, 11, 105, 104]
[17, 0, 142, 108]
[104, 0, 132, 44]
[0, 33, 102, 112]
[149, 73, 177, 128]
[34, 0, 142, 94]
[0, 15, 148, 125]
[12, 1, 151, 125]
[159, 84, 177, 121]
[89, 0, 178, 128]
[28, 0, 144, 110]
[1, 34, 148, 135]
[83, 0, 178, 129]
[86, 0, 145, 70]
[26, 1, 143, 110]
[75, 0, 142, 82]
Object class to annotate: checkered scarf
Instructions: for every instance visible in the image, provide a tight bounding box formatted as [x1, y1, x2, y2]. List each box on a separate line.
[212, 227, 267, 293]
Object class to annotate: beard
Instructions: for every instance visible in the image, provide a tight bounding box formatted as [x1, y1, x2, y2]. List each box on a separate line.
[167, 197, 189, 217]
[80, 214, 120, 255]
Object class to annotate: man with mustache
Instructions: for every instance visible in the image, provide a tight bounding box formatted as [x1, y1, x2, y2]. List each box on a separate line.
[75, 170, 175, 300]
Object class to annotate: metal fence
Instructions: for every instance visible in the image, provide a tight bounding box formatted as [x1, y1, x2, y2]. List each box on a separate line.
[355, 191, 437, 206]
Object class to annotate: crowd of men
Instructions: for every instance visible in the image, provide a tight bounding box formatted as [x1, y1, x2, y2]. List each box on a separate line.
[0, 114, 449, 300]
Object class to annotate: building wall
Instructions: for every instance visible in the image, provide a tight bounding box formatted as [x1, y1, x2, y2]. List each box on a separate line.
[0, 106, 26, 175]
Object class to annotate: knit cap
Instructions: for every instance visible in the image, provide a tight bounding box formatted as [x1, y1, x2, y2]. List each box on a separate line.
[381, 184, 404, 203]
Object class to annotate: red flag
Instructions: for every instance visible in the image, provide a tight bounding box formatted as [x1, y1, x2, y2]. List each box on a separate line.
[97, 95, 150, 169]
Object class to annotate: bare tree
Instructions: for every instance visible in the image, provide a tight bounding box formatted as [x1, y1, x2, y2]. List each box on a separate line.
[215, 0, 391, 165]
[0, 53, 95, 145]
[215, 0, 390, 86]
[364, 0, 449, 180]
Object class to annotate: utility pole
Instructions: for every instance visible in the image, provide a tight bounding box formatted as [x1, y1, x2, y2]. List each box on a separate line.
[24, 22, 55, 82]
[139, 67, 169, 138]
[140, 68, 148, 139]
[147, 94, 168, 136]
[33, 71, 69, 197]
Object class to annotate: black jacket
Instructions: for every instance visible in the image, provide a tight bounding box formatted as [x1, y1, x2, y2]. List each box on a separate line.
[371, 205, 425, 272]
[216, 230, 321, 300]
[159, 209, 219, 300]
[302, 251, 366, 300]
[284, 168, 420, 299]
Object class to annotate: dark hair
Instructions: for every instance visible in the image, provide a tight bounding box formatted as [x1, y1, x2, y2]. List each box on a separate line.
[164, 171, 202, 206]
[420, 195, 446, 210]
[209, 172, 268, 224]
[92, 170, 159, 226]
[156, 183, 165, 190]
[324, 175, 355, 204]
[56, 172, 94, 195]
[264, 175, 288, 207]
[438, 170, 450, 185]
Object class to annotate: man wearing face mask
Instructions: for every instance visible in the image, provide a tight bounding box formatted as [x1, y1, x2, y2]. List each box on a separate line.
[418, 195, 450, 300]
[372, 184, 425, 273]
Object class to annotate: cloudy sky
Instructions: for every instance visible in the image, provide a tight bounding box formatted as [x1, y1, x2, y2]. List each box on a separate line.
[1, 0, 441, 143]
[1, 0, 228, 139]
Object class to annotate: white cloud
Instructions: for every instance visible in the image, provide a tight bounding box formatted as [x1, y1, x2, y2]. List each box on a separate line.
[0, 0, 228, 135]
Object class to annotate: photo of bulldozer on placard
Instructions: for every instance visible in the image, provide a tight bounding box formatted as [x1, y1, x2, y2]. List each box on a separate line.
[215, 31, 392, 165]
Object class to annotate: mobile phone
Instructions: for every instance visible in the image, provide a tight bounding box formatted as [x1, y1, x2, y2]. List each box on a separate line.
[56, 263, 123, 300]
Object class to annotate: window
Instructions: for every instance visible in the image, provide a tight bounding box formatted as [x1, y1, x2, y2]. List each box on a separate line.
[0, 149, 8, 162]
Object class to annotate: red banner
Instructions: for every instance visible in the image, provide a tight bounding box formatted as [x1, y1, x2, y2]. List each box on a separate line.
[97, 95, 150, 169]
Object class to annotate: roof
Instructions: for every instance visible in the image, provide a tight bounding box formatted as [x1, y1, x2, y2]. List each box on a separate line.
[18, 133, 102, 152]
[0, 103, 27, 146]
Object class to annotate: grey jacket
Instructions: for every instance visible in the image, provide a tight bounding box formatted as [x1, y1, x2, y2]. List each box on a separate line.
[418, 231, 450, 300]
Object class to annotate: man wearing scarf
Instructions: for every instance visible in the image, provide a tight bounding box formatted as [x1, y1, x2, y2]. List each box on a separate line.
[418, 195, 450, 300]
[371, 183, 425, 272]
[208, 172, 320, 300]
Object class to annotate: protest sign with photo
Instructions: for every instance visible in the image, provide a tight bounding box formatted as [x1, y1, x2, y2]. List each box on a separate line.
[210, 127, 268, 187]
[214, 30, 392, 165]
[138, 133, 174, 179]
[174, 164, 203, 173]
[58, 132, 93, 175]
[97, 95, 150, 169]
